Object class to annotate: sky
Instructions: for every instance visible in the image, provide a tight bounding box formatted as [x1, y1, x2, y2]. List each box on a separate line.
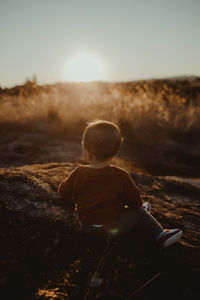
[0, 0, 200, 87]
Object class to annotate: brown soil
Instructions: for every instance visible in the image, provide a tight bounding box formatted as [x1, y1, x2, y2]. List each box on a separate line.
[0, 133, 200, 299]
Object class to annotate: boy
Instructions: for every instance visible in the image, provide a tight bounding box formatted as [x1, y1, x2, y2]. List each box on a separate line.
[58, 120, 182, 247]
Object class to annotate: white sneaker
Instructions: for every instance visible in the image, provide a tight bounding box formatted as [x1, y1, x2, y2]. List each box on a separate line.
[142, 202, 151, 213]
[156, 229, 183, 248]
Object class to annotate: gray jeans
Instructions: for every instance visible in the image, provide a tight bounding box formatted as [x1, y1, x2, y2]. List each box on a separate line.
[82, 207, 163, 241]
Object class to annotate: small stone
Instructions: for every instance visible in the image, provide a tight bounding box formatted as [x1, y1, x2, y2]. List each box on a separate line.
[11, 259, 18, 265]
[0, 259, 7, 265]
[45, 248, 51, 254]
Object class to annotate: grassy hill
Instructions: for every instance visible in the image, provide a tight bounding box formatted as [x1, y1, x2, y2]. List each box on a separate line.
[0, 77, 200, 299]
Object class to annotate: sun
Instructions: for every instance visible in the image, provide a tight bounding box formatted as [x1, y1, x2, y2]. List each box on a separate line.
[63, 52, 107, 82]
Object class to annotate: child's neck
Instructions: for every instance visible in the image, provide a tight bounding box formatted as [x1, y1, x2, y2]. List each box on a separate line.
[89, 159, 111, 169]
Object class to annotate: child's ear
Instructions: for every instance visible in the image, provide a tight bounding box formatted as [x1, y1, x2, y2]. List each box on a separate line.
[82, 148, 89, 162]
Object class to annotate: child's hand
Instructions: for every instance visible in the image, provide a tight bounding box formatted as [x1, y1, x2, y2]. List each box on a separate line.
[142, 202, 151, 213]
[59, 200, 75, 211]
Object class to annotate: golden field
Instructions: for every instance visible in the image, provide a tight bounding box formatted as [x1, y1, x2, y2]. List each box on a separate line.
[1, 77, 200, 176]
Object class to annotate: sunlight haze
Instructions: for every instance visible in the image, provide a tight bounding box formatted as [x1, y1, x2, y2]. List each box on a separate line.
[63, 52, 108, 82]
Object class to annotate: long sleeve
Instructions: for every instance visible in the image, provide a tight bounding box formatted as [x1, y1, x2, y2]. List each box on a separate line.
[58, 168, 78, 202]
[121, 171, 143, 209]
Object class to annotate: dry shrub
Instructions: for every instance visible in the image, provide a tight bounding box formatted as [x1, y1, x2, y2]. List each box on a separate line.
[1, 81, 200, 141]
[0, 80, 200, 175]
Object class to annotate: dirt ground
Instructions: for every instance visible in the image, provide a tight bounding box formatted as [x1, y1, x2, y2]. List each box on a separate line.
[0, 132, 200, 300]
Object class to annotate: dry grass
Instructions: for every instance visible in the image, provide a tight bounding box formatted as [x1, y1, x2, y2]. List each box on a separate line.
[1, 78, 200, 175]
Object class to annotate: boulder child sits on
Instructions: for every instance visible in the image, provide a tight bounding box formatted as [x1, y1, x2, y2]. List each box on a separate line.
[58, 120, 183, 247]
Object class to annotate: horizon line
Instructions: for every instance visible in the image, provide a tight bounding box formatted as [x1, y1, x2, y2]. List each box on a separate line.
[1, 74, 200, 89]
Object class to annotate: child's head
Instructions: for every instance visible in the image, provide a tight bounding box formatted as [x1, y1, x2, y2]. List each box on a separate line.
[82, 120, 122, 163]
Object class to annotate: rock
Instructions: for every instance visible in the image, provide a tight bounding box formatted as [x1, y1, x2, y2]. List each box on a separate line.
[0, 163, 81, 231]
[0, 162, 200, 245]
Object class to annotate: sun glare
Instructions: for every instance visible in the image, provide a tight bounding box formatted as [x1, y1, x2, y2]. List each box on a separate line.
[63, 52, 107, 82]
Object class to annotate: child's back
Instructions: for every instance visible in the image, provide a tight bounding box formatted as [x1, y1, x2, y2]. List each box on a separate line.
[58, 120, 183, 247]
[59, 164, 142, 225]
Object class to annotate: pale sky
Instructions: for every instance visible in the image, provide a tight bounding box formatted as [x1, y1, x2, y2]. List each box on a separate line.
[0, 0, 200, 87]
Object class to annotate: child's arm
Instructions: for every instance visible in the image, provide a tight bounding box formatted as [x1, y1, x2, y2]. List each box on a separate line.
[121, 171, 143, 209]
[58, 168, 77, 203]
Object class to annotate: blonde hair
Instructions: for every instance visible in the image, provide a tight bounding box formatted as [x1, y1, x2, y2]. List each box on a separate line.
[82, 120, 122, 161]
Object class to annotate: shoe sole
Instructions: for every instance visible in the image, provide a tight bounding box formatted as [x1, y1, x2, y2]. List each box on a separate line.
[163, 230, 183, 247]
